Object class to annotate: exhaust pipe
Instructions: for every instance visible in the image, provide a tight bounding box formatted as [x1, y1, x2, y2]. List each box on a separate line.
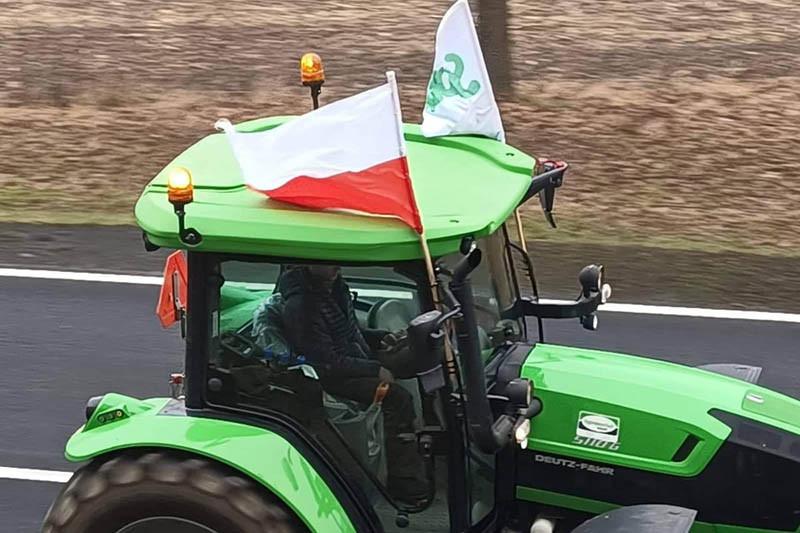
[449, 248, 516, 453]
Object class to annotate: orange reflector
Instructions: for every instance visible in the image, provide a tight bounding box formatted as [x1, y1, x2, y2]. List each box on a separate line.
[300, 52, 325, 85]
[167, 166, 194, 205]
[156, 251, 188, 328]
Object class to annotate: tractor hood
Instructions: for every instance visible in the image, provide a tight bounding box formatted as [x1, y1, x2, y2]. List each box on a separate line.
[518, 343, 800, 476]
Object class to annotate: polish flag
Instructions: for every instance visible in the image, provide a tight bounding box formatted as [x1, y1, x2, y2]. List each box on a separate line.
[216, 72, 423, 233]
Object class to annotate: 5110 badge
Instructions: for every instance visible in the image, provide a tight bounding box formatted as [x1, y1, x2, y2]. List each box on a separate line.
[574, 411, 621, 451]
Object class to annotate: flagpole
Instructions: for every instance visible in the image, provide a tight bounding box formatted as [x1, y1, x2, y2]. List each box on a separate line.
[417, 231, 460, 383]
[514, 208, 528, 253]
[387, 70, 437, 293]
[418, 231, 439, 303]
[387, 70, 458, 378]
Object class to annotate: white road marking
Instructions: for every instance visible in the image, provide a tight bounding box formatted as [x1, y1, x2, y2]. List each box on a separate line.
[540, 299, 800, 324]
[0, 267, 798, 323]
[0, 268, 161, 285]
[0, 466, 72, 483]
[601, 303, 800, 323]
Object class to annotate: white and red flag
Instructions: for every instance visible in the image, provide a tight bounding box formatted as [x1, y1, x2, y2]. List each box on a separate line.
[215, 72, 423, 233]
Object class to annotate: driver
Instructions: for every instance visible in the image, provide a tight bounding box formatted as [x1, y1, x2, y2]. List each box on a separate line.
[275, 264, 430, 507]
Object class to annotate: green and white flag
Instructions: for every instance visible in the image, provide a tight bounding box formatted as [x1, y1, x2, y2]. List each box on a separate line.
[421, 0, 505, 142]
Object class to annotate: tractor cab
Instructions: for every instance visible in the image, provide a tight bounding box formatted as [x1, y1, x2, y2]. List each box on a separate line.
[186, 233, 526, 531]
[137, 117, 585, 532]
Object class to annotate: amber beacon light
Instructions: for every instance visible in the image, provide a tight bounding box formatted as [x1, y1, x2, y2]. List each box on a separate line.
[300, 53, 325, 109]
[300, 53, 325, 85]
[166, 166, 202, 246]
[167, 166, 194, 206]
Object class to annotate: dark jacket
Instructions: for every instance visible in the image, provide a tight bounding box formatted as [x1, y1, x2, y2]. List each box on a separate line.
[277, 268, 381, 379]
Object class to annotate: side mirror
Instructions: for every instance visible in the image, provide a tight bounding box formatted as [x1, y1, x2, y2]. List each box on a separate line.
[408, 310, 443, 357]
[501, 263, 611, 329]
[407, 310, 448, 393]
[578, 264, 603, 297]
[459, 236, 476, 256]
[577, 264, 611, 330]
[578, 264, 612, 302]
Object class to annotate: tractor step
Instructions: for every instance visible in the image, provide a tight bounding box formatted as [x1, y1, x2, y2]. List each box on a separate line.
[572, 504, 696, 533]
[696, 363, 762, 384]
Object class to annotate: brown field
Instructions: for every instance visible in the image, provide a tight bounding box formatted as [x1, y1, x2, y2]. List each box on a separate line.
[1, 0, 799, 256]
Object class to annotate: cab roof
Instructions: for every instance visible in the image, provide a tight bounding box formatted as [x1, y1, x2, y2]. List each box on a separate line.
[135, 116, 536, 262]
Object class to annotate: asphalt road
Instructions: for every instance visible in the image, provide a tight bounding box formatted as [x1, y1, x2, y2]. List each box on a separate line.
[1, 277, 798, 532]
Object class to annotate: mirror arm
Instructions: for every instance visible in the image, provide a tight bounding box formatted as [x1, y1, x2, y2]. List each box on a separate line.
[440, 283, 461, 311]
[501, 293, 602, 321]
[518, 165, 567, 207]
[435, 307, 461, 328]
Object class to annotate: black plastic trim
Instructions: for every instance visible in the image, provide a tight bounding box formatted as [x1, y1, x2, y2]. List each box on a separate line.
[670, 435, 700, 463]
[490, 342, 536, 397]
[572, 504, 696, 533]
[710, 409, 800, 463]
[697, 364, 762, 384]
[501, 294, 602, 321]
[517, 410, 800, 531]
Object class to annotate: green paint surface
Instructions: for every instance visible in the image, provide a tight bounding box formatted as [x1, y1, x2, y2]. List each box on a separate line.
[519, 344, 800, 476]
[136, 117, 534, 261]
[66, 393, 356, 533]
[740, 388, 800, 428]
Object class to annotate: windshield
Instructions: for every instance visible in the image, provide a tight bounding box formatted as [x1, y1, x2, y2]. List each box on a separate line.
[443, 229, 523, 353]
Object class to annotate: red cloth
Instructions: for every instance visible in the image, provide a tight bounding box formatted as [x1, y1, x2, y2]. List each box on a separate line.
[254, 156, 423, 234]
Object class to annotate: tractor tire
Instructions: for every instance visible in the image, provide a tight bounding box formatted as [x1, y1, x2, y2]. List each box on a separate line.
[42, 450, 306, 533]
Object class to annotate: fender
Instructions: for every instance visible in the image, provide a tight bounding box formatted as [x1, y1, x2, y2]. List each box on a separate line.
[66, 393, 357, 533]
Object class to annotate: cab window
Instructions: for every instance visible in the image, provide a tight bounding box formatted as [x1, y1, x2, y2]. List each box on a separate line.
[205, 258, 450, 532]
[443, 231, 523, 360]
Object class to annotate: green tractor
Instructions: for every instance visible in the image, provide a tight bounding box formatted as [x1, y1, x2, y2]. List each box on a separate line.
[43, 76, 799, 533]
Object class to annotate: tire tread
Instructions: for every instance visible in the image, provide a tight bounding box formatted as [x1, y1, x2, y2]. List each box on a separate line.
[41, 450, 303, 533]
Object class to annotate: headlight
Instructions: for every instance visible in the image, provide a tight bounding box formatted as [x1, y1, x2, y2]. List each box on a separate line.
[85, 395, 103, 420]
[505, 378, 532, 408]
[601, 283, 612, 304]
[515, 418, 531, 448]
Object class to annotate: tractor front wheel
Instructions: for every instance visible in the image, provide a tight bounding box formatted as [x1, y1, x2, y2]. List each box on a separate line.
[42, 451, 305, 533]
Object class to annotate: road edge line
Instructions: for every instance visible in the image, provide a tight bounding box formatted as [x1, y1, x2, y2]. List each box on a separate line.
[0, 267, 162, 285]
[0, 466, 72, 483]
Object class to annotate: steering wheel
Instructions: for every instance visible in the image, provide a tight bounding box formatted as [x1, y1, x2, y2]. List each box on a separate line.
[367, 299, 414, 331]
[368, 299, 495, 355]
